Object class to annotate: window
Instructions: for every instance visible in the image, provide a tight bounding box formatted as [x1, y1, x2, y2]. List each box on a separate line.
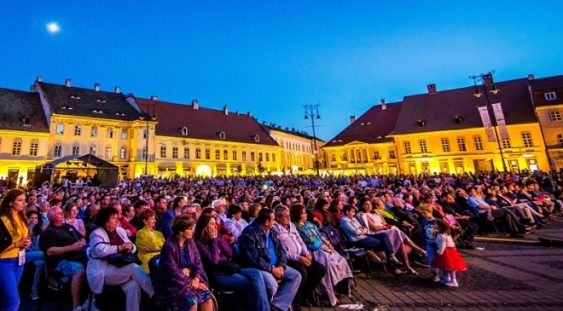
[473, 136, 483, 151]
[419, 139, 428, 153]
[272, 153, 276, 162]
[558, 134, 563, 147]
[251, 152, 255, 162]
[457, 137, 466, 152]
[56, 123, 64, 134]
[74, 125, 82, 136]
[215, 149, 220, 160]
[120, 147, 127, 159]
[331, 153, 336, 162]
[522, 132, 533, 148]
[172, 146, 178, 159]
[160, 145, 167, 158]
[218, 132, 226, 140]
[143, 128, 148, 139]
[502, 138, 511, 149]
[403, 141, 411, 154]
[258, 153, 263, 162]
[195, 148, 201, 159]
[107, 128, 114, 139]
[373, 151, 381, 160]
[184, 147, 190, 159]
[253, 135, 260, 143]
[89, 144, 97, 155]
[545, 92, 557, 101]
[549, 111, 562, 122]
[72, 145, 80, 156]
[342, 152, 348, 161]
[441, 138, 450, 152]
[232, 150, 237, 161]
[181, 127, 188, 136]
[29, 140, 39, 156]
[91, 126, 98, 137]
[54, 144, 62, 157]
[265, 153, 270, 162]
[12, 139, 22, 155]
[205, 148, 210, 160]
[242, 151, 247, 161]
[223, 150, 228, 160]
[121, 129, 128, 139]
[105, 146, 112, 159]
[389, 150, 396, 159]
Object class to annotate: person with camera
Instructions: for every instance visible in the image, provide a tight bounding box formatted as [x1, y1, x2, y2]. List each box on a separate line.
[194, 213, 270, 311]
[86, 207, 154, 311]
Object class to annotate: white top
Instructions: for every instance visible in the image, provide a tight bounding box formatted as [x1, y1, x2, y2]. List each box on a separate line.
[435, 233, 456, 255]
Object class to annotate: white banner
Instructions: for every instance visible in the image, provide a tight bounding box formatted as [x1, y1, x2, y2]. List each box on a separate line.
[491, 102, 509, 140]
[478, 105, 496, 142]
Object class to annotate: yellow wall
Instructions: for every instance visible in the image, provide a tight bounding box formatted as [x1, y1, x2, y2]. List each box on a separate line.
[268, 129, 323, 174]
[323, 141, 400, 175]
[0, 129, 50, 185]
[535, 105, 563, 170]
[392, 123, 548, 174]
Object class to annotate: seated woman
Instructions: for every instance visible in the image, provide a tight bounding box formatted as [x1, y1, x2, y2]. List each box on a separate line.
[64, 202, 86, 237]
[291, 204, 353, 307]
[223, 204, 249, 239]
[87, 207, 155, 311]
[155, 215, 213, 311]
[194, 213, 269, 311]
[135, 209, 165, 273]
[340, 205, 402, 275]
[356, 201, 426, 274]
[26, 211, 46, 301]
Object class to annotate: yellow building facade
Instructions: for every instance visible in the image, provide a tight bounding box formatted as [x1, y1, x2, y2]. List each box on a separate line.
[266, 126, 324, 174]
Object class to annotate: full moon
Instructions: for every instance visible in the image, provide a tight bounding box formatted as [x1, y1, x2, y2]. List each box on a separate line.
[46, 22, 60, 33]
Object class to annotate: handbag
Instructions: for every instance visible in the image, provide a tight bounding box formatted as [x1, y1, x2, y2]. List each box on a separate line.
[217, 260, 241, 274]
[104, 252, 141, 267]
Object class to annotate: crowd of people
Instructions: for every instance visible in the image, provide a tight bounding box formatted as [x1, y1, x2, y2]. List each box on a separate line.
[1, 170, 562, 311]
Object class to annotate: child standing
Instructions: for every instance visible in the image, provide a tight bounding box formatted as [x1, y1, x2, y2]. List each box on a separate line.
[433, 219, 468, 287]
[419, 204, 440, 282]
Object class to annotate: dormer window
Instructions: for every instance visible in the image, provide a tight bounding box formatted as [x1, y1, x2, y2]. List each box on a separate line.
[218, 131, 226, 140]
[69, 95, 81, 100]
[114, 112, 126, 116]
[417, 119, 427, 127]
[92, 109, 104, 114]
[96, 99, 107, 103]
[61, 105, 74, 110]
[181, 127, 189, 136]
[253, 134, 260, 143]
[21, 117, 31, 127]
[454, 115, 464, 124]
[545, 92, 557, 101]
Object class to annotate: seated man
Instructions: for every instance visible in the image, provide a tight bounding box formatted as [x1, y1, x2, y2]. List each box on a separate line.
[467, 187, 524, 237]
[272, 205, 326, 309]
[40, 207, 87, 311]
[238, 208, 302, 311]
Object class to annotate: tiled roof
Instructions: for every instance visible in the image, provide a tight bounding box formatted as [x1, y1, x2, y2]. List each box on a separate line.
[324, 102, 402, 147]
[135, 98, 278, 146]
[0, 88, 49, 132]
[393, 78, 537, 135]
[262, 124, 324, 142]
[36, 82, 142, 121]
[529, 75, 563, 107]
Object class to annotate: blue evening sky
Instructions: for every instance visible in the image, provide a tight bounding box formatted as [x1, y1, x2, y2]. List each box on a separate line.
[1, 0, 562, 141]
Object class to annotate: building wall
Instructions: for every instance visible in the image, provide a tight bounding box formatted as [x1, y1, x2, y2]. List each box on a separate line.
[0, 130, 50, 184]
[535, 105, 563, 170]
[392, 123, 548, 174]
[268, 129, 322, 174]
[323, 142, 400, 175]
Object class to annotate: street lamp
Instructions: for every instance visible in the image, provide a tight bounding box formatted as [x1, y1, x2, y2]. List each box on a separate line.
[142, 101, 156, 176]
[470, 72, 508, 173]
[304, 104, 321, 176]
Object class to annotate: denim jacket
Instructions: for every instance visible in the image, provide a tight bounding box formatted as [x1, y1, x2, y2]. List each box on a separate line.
[238, 222, 287, 271]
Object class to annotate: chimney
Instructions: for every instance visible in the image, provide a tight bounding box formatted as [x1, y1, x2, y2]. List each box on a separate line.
[36, 75, 43, 82]
[483, 73, 494, 86]
[528, 74, 535, 81]
[65, 79, 71, 87]
[114, 86, 121, 93]
[94, 83, 100, 92]
[427, 83, 437, 95]
[150, 95, 159, 101]
[380, 98, 387, 110]
[223, 105, 228, 115]
[247, 111, 252, 117]
[350, 115, 356, 124]
[191, 99, 199, 110]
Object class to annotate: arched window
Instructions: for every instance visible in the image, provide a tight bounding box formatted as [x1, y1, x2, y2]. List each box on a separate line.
[91, 126, 98, 137]
[74, 125, 82, 136]
[72, 144, 80, 156]
[29, 140, 39, 156]
[12, 138, 22, 156]
[181, 127, 188, 136]
[89, 144, 97, 156]
[253, 135, 260, 143]
[120, 147, 127, 159]
[218, 131, 226, 139]
[54, 144, 63, 157]
[105, 146, 112, 160]
[56, 123, 64, 134]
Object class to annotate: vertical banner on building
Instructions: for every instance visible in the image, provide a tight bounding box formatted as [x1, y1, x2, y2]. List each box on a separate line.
[491, 102, 509, 140]
[478, 105, 496, 142]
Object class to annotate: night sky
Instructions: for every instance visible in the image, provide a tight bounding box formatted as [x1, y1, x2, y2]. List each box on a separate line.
[1, 0, 562, 140]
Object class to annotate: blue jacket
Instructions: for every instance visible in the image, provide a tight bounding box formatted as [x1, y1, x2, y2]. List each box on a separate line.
[238, 222, 287, 271]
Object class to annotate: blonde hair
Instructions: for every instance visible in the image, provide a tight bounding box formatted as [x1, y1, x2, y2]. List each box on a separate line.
[418, 203, 434, 219]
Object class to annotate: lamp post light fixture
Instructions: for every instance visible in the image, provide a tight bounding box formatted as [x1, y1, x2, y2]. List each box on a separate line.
[470, 71, 508, 173]
[304, 104, 321, 176]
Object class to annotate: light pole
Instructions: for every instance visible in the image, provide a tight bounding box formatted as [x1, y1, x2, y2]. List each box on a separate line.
[470, 72, 508, 173]
[304, 104, 321, 176]
[142, 101, 156, 176]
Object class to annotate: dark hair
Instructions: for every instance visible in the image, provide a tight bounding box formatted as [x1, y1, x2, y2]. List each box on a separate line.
[63, 203, 77, 214]
[255, 208, 273, 225]
[227, 204, 242, 219]
[193, 213, 215, 242]
[290, 203, 305, 223]
[343, 204, 356, 213]
[248, 203, 262, 218]
[26, 210, 42, 236]
[200, 207, 214, 216]
[172, 196, 186, 210]
[95, 207, 118, 228]
[435, 219, 451, 235]
[139, 209, 155, 222]
[0, 188, 28, 234]
[328, 199, 341, 213]
[155, 195, 166, 204]
[314, 198, 329, 211]
[134, 200, 149, 210]
[171, 215, 196, 237]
